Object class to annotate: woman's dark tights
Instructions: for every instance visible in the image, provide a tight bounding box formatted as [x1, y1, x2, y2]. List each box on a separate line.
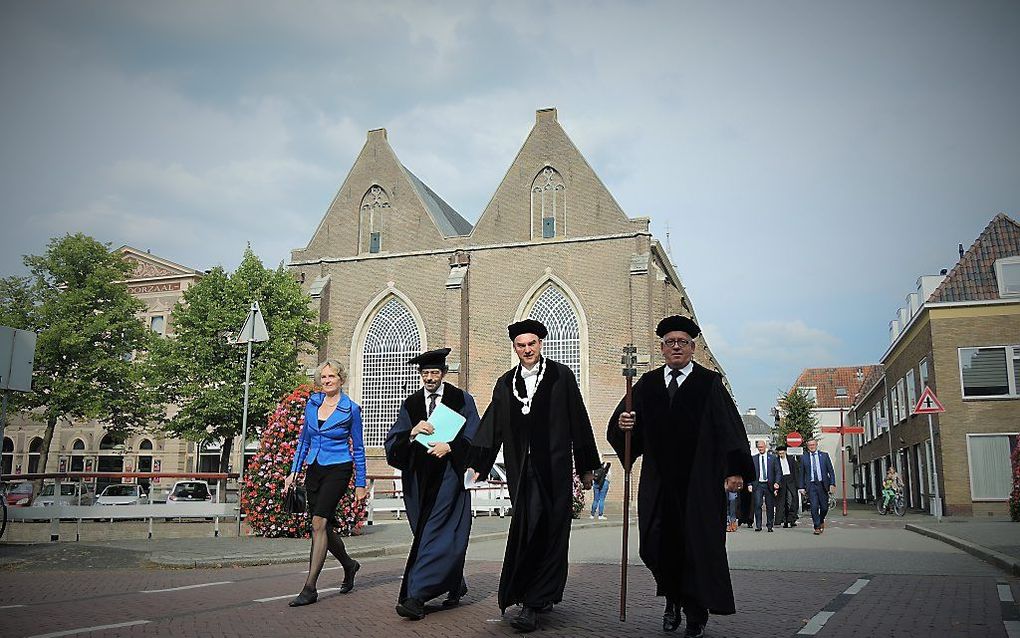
[303, 515, 354, 591]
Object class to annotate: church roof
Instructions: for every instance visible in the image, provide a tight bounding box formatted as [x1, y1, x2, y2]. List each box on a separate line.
[928, 213, 1020, 303]
[401, 165, 473, 237]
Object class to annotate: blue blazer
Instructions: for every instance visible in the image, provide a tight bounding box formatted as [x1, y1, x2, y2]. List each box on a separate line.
[752, 452, 780, 484]
[291, 392, 367, 487]
[798, 450, 836, 491]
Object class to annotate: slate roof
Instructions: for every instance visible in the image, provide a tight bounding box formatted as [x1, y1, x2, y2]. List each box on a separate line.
[928, 213, 1020, 303]
[401, 166, 473, 237]
[791, 365, 884, 408]
[742, 413, 773, 436]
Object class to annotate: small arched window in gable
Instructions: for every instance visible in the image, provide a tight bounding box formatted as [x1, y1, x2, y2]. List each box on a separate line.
[531, 167, 565, 239]
[361, 185, 391, 253]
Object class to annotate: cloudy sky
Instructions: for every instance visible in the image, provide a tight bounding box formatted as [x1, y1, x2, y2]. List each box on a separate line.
[2, 1, 1018, 414]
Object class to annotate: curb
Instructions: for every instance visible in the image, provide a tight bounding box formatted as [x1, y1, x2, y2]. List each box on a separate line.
[147, 518, 621, 569]
[905, 523, 1020, 577]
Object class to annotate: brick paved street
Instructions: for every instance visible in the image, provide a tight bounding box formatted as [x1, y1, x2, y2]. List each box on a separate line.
[1, 522, 1017, 637]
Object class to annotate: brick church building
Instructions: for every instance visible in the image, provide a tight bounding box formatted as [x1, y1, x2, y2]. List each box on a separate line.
[289, 108, 729, 478]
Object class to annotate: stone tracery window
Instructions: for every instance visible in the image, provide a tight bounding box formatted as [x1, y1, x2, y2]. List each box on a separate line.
[361, 185, 390, 253]
[528, 285, 581, 382]
[531, 167, 565, 239]
[361, 297, 422, 446]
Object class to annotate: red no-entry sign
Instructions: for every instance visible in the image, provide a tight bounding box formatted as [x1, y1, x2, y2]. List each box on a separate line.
[786, 432, 803, 447]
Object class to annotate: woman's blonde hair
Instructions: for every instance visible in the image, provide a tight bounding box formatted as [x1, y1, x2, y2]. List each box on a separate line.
[314, 359, 347, 387]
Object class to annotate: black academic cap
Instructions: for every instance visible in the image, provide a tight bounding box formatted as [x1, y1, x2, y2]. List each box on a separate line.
[407, 348, 451, 370]
[508, 319, 548, 340]
[656, 315, 701, 338]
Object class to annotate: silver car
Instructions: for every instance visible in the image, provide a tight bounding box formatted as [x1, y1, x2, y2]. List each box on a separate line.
[96, 484, 146, 506]
[32, 482, 95, 507]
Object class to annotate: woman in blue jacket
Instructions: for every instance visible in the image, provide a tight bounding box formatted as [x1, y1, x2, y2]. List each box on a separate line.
[284, 359, 367, 606]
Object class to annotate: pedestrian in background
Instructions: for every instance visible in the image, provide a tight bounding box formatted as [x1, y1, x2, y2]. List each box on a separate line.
[775, 446, 800, 528]
[590, 461, 611, 520]
[726, 491, 739, 532]
[284, 360, 366, 606]
[749, 440, 780, 532]
[798, 438, 835, 535]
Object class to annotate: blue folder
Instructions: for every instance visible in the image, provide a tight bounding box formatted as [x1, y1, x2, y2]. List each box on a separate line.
[415, 402, 466, 448]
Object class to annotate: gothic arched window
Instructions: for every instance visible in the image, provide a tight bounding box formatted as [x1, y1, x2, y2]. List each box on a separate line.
[361, 297, 423, 446]
[361, 185, 391, 253]
[528, 285, 581, 382]
[531, 167, 565, 239]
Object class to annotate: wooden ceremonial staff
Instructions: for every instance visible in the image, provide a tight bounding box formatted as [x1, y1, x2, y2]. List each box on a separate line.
[619, 344, 638, 621]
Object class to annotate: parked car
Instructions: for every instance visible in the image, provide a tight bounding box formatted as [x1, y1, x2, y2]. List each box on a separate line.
[96, 484, 146, 506]
[5, 481, 34, 507]
[165, 480, 212, 503]
[33, 482, 95, 507]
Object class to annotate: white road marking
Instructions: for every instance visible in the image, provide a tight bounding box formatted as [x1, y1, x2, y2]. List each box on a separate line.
[797, 611, 836, 635]
[843, 578, 870, 595]
[27, 620, 151, 638]
[140, 581, 232, 593]
[0, 604, 26, 609]
[999, 584, 1015, 602]
[253, 586, 342, 603]
[300, 566, 342, 574]
[1004, 620, 1020, 638]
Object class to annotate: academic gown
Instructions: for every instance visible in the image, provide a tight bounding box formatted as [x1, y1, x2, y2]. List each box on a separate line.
[607, 362, 754, 615]
[469, 359, 601, 612]
[384, 382, 481, 604]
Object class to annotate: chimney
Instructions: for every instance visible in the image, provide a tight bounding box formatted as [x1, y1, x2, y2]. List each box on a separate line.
[748, 407, 757, 416]
[536, 108, 558, 123]
[367, 128, 387, 142]
[958, 243, 964, 258]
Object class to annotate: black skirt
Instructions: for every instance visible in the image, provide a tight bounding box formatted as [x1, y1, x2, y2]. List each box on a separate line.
[305, 461, 354, 524]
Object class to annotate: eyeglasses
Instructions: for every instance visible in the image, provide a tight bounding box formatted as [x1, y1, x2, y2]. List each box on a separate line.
[662, 338, 693, 348]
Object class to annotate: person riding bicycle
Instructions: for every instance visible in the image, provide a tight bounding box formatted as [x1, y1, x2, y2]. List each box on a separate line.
[880, 467, 903, 514]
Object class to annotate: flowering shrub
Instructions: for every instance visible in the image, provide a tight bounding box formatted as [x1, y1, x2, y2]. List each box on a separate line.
[241, 385, 368, 537]
[571, 468, 585, 518]
[1010, 443, 1020, 523]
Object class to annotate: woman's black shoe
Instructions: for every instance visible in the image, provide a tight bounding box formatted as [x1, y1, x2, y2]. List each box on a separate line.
[509, 606, 538, 632]
[442, 582, 468, 607]
[339, 560, 360, 593]
[288, 588, 318, 607]
[663, 600, 681, 632]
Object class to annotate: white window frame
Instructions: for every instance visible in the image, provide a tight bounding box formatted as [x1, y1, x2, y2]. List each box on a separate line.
[798, 386, 818, 405]
[958, 345, 1020, 400]
[965, 432, 1019, 501]
[918, 357, 929, 390]
[905, 371, 917, 417]
[994, 256, 1020, 297]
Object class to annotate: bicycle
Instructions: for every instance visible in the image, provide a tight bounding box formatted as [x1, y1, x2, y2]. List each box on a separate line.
[876, 490, 906, 516]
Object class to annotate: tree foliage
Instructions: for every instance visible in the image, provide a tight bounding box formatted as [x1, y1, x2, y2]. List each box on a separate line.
[774, 388, 819, 447]
[2, 234, 155, 476]
[146, 247, 328, 474]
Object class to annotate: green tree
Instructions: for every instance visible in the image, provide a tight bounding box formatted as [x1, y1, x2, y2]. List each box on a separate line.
[774, 388, 819, 447]
[147, 247, 328, 485]
[1, 234, 155, 479]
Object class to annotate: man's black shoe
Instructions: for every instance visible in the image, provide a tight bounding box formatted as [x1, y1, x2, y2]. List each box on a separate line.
[662, 600, 681, 632]
[767, 527, 774, 532]
[442, 583, 468, 607]
[339, 560, 360, 594]
[396, 597, 425, 620]
[510, 606, 539, 632]
[791, 522, 798, 527]
[754, 527, 762, 532]
[288, 587, 317, 607]
[684, 621, 706, 638]
[535, 602, 554, 613]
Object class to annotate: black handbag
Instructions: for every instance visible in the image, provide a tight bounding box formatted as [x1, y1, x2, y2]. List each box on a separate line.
[284, 485, 306, 514]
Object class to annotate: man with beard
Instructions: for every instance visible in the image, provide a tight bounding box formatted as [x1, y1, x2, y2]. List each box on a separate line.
[774, 445, 800, 528]
[468, 319, 600, 633]
[608, 315, 754, 638]
[385, 348, 481, 620]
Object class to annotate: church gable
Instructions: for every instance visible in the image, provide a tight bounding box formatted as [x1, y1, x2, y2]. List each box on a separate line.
[293, 129, 467, 263]
[116, 246, 202, 281]
[470, 108, 645, 245]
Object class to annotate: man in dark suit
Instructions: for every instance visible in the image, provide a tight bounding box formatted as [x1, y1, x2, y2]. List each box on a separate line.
[748, 440, 780, 532]
[774, 446, 800, 528]
[798, 438, 836, 535]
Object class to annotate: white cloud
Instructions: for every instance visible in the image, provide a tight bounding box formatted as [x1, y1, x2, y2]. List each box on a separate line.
[705, 319, 842, 365]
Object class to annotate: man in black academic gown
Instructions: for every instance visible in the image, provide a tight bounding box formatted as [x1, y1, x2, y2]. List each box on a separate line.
[468, 319, 601, 633]
[385, 348, 481, 620]
[608, 315, 754, 638]
[775, 445, 801, 528]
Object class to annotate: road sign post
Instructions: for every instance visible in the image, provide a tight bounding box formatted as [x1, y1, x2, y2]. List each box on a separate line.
[234, 302, 269, 535]
[912, 386, 945, 521]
